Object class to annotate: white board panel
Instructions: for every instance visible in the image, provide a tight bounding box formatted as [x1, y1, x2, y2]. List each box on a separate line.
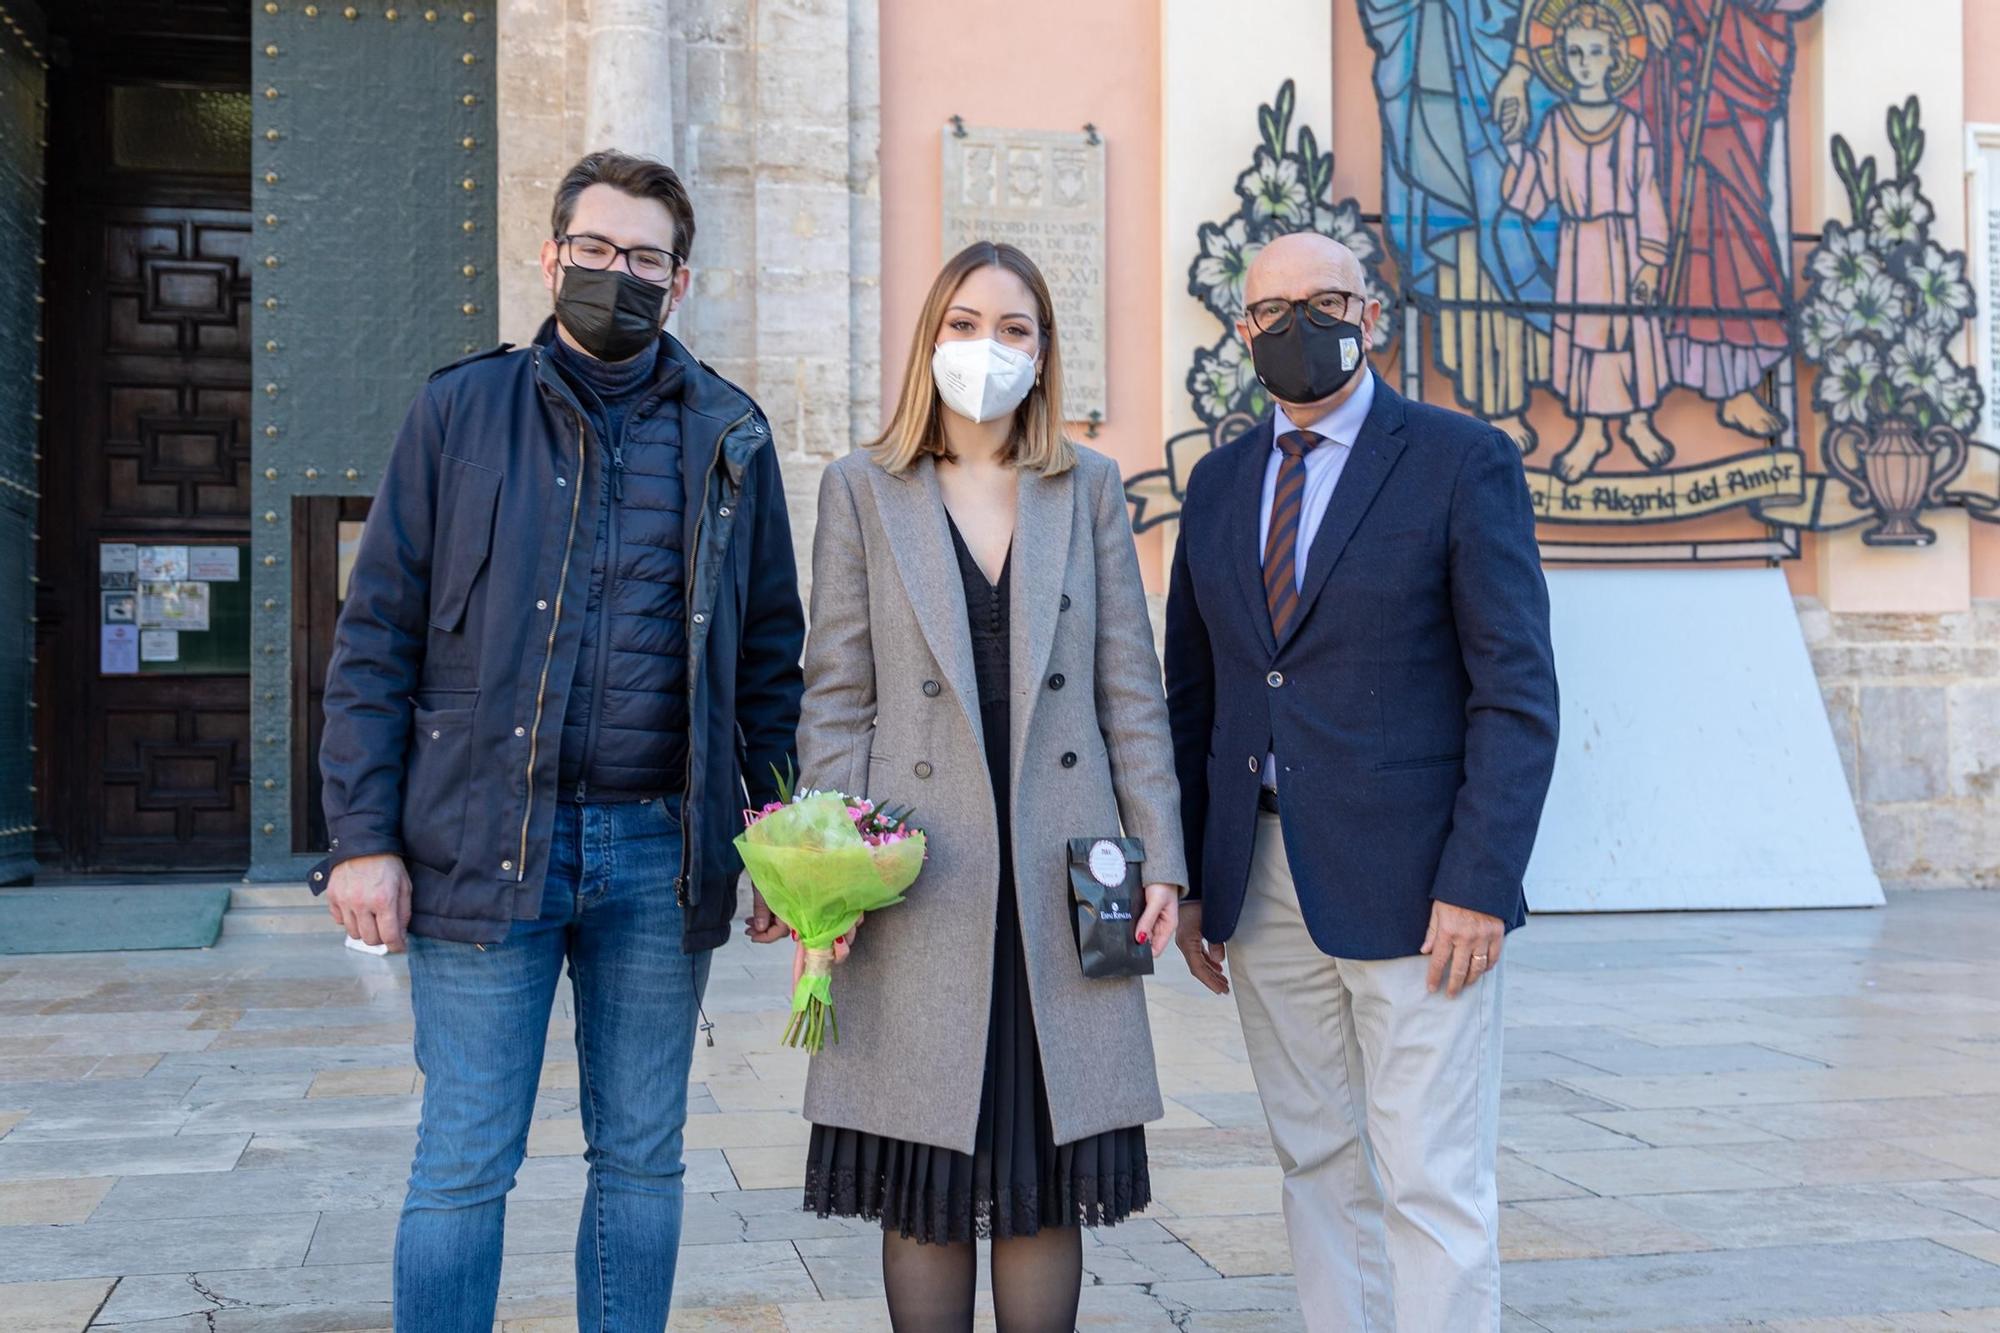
[1525, 568, 1883, 912]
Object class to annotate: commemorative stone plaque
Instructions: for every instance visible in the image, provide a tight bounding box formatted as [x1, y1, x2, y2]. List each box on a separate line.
[942, 124, 1107, 424]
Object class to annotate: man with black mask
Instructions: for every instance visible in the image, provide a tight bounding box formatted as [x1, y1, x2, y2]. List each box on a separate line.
[1164, 232, 1559, 1331]
[313, 150, 805, 1331]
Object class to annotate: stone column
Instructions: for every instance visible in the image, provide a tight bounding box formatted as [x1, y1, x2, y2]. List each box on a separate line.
[583, 0, 675, 158]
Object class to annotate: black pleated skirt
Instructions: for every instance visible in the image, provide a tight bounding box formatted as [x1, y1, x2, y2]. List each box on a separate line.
[801, 874, 1151, 1243]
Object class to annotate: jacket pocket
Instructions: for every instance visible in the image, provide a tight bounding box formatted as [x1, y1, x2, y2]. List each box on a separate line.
[1373, 753, 1464, 773]
[429, 455, 502, 633]
[403, 702, 475, 871]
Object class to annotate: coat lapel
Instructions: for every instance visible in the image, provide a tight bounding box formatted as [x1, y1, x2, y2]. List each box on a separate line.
[862, 457, 982, 746]
[1009, 463, 1074, 776]
[1227, 417, 1279, 658]
[1277, 382, 1409, 654]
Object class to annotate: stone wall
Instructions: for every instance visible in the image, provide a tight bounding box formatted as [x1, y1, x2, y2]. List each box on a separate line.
[497, 0, 881, 584]
[1800, 597, 2000, 889]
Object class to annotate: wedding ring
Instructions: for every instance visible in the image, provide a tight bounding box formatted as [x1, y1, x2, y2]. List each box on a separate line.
[1472, 953, 1488, 962]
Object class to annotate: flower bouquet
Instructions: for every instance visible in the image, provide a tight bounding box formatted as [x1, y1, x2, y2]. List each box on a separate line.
[735, 773, 925, 1052]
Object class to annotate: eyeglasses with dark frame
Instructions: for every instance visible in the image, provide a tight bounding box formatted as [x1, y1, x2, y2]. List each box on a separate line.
[556, 232, 684, 285]
[1246, 289, 1366, 335]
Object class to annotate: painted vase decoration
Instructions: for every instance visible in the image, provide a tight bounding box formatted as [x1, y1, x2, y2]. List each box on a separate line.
[1825, 418, 1969, 547]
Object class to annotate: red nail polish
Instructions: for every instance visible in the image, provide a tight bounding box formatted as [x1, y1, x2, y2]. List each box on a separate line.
[835, 935, 845, 945]
[1136, 931, 1148, 944]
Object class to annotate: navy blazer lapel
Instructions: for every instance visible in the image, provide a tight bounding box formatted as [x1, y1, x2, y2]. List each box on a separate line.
[1277, 382, 1408, 654]
[861, 457, 982, 747]
[1226, 416, 1279, 658]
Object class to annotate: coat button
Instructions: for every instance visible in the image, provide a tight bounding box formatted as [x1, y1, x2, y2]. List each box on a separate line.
[536, 599, 548, 611]
[719, 506, 731, 517]
[1267, 671, 1284, 688]
[922, 680, 940, 697]
[692, 613, 706, 625]
[914, 761, 933, 779]
[312, 870, 323, 882]
[1048, 673, 1065, 691]
[1060, 594, 1072, 611]
[514, 726, 525, 737]
[501, 859, 514, 872]
[1061, 752, 1078, 768]
[1248, 756, 1259, 772]
[430, 729, 441, 740]
[556, 476, 567, 487]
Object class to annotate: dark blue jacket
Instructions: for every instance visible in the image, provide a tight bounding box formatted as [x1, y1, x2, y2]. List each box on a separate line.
[311, 328, 806, 952]
[1164, 381, 1558, 960]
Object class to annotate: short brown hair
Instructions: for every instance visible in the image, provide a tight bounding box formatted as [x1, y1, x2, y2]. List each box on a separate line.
[871, 241, 1075, 477]
[551, 151, 697, 258]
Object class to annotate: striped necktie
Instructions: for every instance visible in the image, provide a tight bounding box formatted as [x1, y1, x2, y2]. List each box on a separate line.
[1264, 429, 1322, 639]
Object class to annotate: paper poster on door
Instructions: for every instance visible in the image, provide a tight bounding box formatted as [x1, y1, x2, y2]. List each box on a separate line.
[139, 581, 210, 632]
[100, 624, 139, 675]
[188, 546, 240, 582]
[139, 630, 179, 663]
[100, 543, 138, 591]
[137, 545, 188, 581]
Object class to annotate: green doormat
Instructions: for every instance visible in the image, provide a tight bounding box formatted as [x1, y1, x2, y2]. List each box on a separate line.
[0, 887, 232, 954]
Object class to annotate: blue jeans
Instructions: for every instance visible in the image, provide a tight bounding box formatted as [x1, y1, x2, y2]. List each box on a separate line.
[395, 799, 713, 1333]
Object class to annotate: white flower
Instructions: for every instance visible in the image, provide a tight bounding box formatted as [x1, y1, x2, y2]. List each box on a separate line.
[1840, 271, 1908, 338]
[1189, 337, 1260, 424]
[1937, 368, 1985, 434]
[1888, 328, 1948, 401]
[1867, 182, 1932, 249]
[1903, 242, 1973, 332]
[1313, 199, 1375, 257]
[1798, 300, 1850, 362]
[1238, 148, 1311, 228]
[1190, 217, 1264, 323]
[1808, 224, 1883, 295]
[1817, 339, 1882, 425]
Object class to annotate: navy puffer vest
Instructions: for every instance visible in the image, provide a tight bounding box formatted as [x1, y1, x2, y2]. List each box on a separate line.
[554, 346, 689, 799]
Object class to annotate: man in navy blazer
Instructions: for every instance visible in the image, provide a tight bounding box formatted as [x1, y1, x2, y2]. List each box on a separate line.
[1166, 233, 1558, 1331]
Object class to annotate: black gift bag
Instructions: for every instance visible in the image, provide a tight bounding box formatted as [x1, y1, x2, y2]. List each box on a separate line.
[1068, 836, 1152, 979]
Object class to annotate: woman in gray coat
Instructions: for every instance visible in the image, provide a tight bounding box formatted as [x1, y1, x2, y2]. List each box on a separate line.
[783, 241, 1188, 1330]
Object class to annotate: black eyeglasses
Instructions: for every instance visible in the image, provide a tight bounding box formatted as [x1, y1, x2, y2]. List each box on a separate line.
[556, 233, 683, 284]
[1246, 289, 1365, 335]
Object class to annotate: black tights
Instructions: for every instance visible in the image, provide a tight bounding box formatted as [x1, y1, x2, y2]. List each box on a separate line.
[881, 1226, 1083, 1332]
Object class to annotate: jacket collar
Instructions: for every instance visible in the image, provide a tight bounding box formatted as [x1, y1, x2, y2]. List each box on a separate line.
[531, 316, 761, 435]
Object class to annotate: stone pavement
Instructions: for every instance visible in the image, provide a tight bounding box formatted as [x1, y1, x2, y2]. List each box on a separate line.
[5, 888, 2000, 1331]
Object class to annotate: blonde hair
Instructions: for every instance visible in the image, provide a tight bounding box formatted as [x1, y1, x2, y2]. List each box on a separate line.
[1558, 4, 1638, 82]
[870, 241, 1076, 477]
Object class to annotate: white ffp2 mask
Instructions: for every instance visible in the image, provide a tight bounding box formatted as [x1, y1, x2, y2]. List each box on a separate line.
[931, 338, 1037, 424]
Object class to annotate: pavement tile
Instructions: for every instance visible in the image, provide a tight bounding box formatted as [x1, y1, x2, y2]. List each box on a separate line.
[1709, 1138, 1978, 1187]
[1147, 1164, 1282, 1217]
[306, 1066, 418, 1098]
[0, 1277, 117, 1333]
[1156, 1214, 1291, 1278]
[684, 1110, 812, 1150]
[1522, 1144, 1791, 1196]
[0, 1132, 248, 1181]
[1624, 1184, 1990, 1249]
[1574, 1107, 1788, 1147]
[0, 1211, 319, 1281]
[0, 1175, 114, 1225]
[722, 1147, 803, 1191]
[1504, 1239, 2000, 1330]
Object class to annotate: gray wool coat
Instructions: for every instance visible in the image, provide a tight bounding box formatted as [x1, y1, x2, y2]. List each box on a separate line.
[794, 445, 1189, 1154]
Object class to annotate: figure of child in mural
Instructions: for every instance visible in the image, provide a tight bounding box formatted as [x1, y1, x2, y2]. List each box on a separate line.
[1502, 0, 1678, 484]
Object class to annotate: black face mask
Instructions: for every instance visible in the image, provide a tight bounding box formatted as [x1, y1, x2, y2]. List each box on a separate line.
[555, 265, 668, 362]
[1250, 315, 1367, 405]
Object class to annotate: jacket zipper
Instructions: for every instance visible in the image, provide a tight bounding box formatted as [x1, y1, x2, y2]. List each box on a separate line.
[516, 405, 588, 881]
[574, 436, 625, 802]
[677, 409, 751, 905]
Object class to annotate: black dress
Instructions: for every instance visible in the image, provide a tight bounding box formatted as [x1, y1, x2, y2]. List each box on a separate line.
[801, 518, 1151, 1244]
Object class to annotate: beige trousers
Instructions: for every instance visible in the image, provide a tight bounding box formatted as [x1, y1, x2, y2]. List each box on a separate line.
[1229, 813, 1504, 1333]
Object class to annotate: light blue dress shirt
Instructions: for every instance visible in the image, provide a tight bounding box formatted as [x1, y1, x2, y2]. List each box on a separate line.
[1260, 368, 1376, 789]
